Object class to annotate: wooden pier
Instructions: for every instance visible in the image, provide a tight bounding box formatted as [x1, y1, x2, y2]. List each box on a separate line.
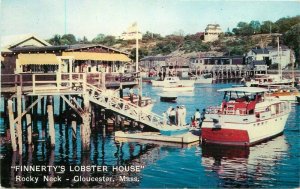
[1, 72, 191, 154]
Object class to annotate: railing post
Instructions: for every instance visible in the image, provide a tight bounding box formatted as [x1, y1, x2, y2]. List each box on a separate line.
[83, 73, 87, 92]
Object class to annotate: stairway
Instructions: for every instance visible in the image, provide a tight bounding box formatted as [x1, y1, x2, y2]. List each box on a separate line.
[86, 83, 189, 132]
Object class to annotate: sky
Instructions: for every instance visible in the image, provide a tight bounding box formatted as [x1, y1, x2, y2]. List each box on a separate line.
[0, 0, 299, 40]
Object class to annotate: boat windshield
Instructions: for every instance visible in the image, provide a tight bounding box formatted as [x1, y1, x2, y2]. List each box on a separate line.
[223, 91, 263, 103]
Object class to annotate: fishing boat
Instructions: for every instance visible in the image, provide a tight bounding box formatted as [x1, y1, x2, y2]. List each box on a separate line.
[191, 73, 214, 84]
[151, 76, 194, 87]
[202, 87, 291, 146]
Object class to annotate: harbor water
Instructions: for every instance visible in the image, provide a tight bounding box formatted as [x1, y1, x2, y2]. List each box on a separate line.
[0, 82, 299, 188]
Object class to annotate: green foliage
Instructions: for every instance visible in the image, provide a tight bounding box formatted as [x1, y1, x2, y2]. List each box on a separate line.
[283, 23, 300, 65]
[129, 48, 148, 61]
[92, 34, 118, 46]
[48, 34, 77, 45]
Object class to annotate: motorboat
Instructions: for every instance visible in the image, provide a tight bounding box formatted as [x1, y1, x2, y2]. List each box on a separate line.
[191, 73, 214, 84]
[244, 74, 292, 87]
[267, 86, 300, 103]
[202, 87, 291, 146]
[151, 76, 194, 87]
[162, 83, 194, 92]
[159, 93, 177, 102]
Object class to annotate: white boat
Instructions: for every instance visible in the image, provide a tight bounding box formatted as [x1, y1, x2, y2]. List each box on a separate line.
[245, 74, 292, 87]
[151, 76, 194, 87]
[202, 87, 291, 146]
[159, 93, 177, 102]
[266, 86, 300, 103]
[191, 73, 214, 84]
[162, 83, 194, 92]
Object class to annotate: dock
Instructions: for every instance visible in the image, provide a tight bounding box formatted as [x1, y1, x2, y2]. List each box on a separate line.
[1, 72, 190, 154]
[115, 131, 200, 147]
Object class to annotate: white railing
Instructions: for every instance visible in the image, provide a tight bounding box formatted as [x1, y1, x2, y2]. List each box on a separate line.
[86, 83, 176, 130]
[32, 73, 85, 94]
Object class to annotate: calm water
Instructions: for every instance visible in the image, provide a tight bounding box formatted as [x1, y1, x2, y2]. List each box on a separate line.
[0, 82, 299, 188]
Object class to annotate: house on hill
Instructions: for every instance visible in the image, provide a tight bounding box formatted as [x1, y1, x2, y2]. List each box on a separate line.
[203, 24, 223, 42]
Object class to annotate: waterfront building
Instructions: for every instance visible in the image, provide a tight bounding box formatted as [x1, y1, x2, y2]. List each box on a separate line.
[189, 55, 245, 72]
[203, 24, 223, 42]
[1, 38, 132, 74]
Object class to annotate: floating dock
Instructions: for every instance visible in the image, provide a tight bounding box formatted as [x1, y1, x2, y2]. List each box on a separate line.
[115, 130, 200, 145]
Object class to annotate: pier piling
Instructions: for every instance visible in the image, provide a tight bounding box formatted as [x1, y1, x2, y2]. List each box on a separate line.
[47, 96, 55, 148]
[71, 121, 77, 140]
[8, 100, 17, 151]
[16, 86, 23, 154]
[26, 114, 32, 145]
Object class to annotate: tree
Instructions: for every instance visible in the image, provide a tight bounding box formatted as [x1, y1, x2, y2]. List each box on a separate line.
[129, 48, 148, 61]
[61, 34, 77, 45]
[283, 23, 300, 66]
[48, 34, 61, 45]
[260, 21, 278, 34]
[249, 20, 261, 34]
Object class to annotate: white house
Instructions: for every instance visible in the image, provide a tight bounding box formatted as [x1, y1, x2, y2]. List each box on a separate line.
[204, 24, 223, 42]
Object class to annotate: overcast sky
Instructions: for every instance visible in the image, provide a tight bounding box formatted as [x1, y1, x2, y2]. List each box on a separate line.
[1, 0, 299, 40]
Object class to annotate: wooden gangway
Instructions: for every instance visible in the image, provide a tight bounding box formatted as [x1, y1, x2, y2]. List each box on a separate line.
[14, 73, 188, 133]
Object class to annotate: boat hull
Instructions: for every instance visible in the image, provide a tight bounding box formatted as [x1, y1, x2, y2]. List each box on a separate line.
[160, 96, 177, 102]
[163, 86, 194, 92]
[202, 113, 289, 146]
[160, 128, 189, 136]
[194, 78, 213, 84]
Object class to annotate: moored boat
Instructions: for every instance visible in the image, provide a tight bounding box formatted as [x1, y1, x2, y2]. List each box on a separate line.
[160, 93, 177, 102]
[244, 74, 292, 87]
[162, 84, 194, 92]
[151, 76, 194, 87]
[191, 73, 214, 84]
[267, 86, 300, 103]
[201, 87, 291, 146]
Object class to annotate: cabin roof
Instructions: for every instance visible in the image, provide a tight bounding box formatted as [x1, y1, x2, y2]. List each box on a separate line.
[218, 87, 269, 93]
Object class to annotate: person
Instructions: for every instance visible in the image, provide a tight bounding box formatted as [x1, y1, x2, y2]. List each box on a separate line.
[194, 109, 200, 121]
[129, 88, 134, 103]
[200, 109, 206, 127]
[169, 108, 176, 125]
[163, 72, 166, 80]
[162, 111, 167, 126]
[176, 106, 180, 126]
[177, 106, 182, 126]
[167, 106, 172, 123]
[182, 105, 187, 126]
[158, 71, 162, 80]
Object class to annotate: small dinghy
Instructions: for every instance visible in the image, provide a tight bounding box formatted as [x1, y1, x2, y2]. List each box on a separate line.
[160, 93, 177, 102]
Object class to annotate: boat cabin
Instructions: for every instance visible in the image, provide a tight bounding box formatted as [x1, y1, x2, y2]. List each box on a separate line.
[212, 87, 269, 115]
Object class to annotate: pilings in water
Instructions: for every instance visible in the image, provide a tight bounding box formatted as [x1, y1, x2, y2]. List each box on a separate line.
[16, 86, 23, 154]
[81, 93, 91, 151]
[47, 96, 55, 148]
[8, 99, 17, 151]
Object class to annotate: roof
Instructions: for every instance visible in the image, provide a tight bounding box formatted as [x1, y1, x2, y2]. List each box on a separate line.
[140, 56, 171, 61]
[252, 60, 266, 65]
[251, 48, 269, 54]
[217, 87, 269, 93]
[62, 52, 131, 62]
[17, 54, 60, 65]
[66, 44, 130, 55]
[1, 34, 51, 49]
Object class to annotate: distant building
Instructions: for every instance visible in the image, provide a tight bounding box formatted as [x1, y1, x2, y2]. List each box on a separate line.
[246, 46, 293, 69]
[189, 55, 245, 72]
[203, 24, 223, 42]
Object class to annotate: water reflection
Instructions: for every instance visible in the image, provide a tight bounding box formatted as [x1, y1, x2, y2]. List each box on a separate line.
[201, 135, 289, 188]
